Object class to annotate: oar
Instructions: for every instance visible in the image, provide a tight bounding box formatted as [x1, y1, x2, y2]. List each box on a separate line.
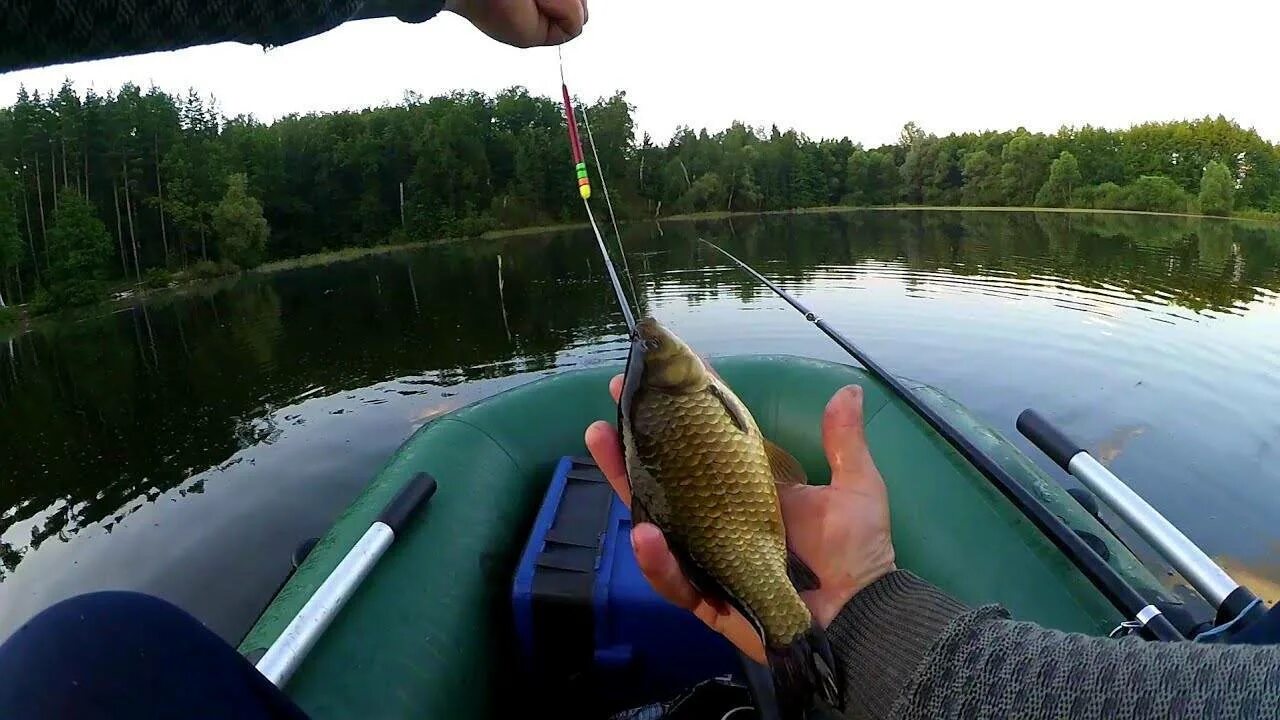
[699, 238, 1184, 641]
[1017, 410, 1265, 631]
[255, 473, 438, 687]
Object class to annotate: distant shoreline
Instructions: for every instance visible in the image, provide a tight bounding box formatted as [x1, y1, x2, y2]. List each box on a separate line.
[3, 206, 1276, 340]
[661, 204, 1280, 224]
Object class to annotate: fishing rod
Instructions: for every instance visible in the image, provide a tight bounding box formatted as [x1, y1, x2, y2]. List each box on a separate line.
[698, 238, 1186, 642]
[581, 101, 639, 307]
[559, 49, 636, 332]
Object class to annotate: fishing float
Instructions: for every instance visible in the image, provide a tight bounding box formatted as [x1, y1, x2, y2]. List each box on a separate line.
[558, 48, 635, 332]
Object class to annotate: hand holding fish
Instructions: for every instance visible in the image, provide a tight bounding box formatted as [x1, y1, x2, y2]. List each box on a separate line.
[445, 0, 589, 47]
[585, 378, 897, 664]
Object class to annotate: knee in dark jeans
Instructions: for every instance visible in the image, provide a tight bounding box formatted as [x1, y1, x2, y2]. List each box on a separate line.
[0, 591, 307, 719]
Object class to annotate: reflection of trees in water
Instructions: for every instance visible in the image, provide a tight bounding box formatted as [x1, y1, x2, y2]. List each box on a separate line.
[2, 210, 1279, 580]
[0, 235, 627, 575]
[636, 211, 1280, 315]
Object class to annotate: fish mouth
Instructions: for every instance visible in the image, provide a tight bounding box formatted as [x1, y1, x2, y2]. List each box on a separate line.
[629, 317, 706, 391]
[634, 316, 660, 334]
[633, 317, 665, 349]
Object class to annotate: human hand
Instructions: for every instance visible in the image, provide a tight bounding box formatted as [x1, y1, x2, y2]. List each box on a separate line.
[585, 378, 896, 662]
[445, 0, 588, 48]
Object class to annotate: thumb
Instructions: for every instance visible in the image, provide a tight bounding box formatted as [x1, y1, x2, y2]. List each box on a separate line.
[823, 385, 882, 492]
[535, 0, 588, 41]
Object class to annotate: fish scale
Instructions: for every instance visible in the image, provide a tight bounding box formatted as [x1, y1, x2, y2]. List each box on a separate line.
[631, 384, 812, 647]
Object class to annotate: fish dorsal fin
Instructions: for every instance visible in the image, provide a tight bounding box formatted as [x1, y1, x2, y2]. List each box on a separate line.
[765, 439, 808, 486]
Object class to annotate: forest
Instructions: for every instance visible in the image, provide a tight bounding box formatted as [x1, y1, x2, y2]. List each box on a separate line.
[1, 81, 1278, 313]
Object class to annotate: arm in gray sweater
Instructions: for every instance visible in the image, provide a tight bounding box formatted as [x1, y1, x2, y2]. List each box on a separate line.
[829, 571, 1280, 719]
[1, 2, 446, 73]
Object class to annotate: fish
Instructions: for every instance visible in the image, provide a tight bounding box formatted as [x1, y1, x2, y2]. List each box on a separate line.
[617, 317, 839, 715]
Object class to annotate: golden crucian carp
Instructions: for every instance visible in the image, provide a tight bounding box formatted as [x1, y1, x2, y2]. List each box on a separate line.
[618, 317, 839, 714]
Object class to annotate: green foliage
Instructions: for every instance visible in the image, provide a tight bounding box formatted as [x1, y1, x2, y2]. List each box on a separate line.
[1233, 208, 1280, 224]
[900, 130, 964, 206]
[0, 305, 18, 329]
[449, 215, 499, 238]
[1089, 176, 1192, 213]
[2, 83, 1279, 305]
[1198, 160, 1235, 217]
[212, 174, 269, 269]
[1000, 134, 1053, 206]
[961, 150, 1002, 206]
[898, 127, 934, 205]
[0, 164, 22, 307]
[681, 171, 726, 213]
[1125, 176, 1193, 213]
[846, 149, 898, 206]
[1090, 182, 1126, 210]
[1036, 152, 1083, 207]
[187, 259, 239, 280]
[142, 267, 175, 289]
[43, 190, 113, 308]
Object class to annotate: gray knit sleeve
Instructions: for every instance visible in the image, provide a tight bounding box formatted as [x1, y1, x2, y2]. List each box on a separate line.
[1, 1, 445, 73]
[828, 570, 1280, 719]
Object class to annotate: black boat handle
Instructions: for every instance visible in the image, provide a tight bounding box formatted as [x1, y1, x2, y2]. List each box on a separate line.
[1017, 409, 1084, 470]
[377, 473, 438, 535]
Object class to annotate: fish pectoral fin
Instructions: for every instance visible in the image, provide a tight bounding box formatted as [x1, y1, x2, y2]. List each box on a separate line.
[629, 496, 653, 527]
[787, 550, 821, 592]
[764, 438, 808, 486]
[706, 383, 752, 434]
[701, 356, 730, 385]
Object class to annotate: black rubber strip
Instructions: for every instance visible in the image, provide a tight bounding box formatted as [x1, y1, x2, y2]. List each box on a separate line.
[1016, 410, 1085, 470]
[376, 473, 438, 535]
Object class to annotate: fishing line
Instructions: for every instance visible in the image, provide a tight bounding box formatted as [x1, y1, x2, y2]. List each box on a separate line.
[558, 48, 638, 333]
[581, 104, 639, 307]
[585, 200, 636, 331]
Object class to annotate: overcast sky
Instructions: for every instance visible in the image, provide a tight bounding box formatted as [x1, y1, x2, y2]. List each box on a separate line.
[2, 0, 1277, 147]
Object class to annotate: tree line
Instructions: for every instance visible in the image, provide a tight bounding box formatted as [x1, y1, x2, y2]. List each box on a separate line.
[1, 81, 1278, 312]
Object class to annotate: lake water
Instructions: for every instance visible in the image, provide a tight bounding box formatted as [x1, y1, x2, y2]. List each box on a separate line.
[3, 209, 1280, 643]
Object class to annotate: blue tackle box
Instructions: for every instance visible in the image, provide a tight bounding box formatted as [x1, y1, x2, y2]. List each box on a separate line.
[512, 456, 740, 713]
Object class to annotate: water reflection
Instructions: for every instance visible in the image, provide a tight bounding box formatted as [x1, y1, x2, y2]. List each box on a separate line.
[1, 209, 1278, 641]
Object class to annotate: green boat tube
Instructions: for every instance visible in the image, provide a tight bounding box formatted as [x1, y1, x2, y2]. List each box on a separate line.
[238, 355, 1173, 719]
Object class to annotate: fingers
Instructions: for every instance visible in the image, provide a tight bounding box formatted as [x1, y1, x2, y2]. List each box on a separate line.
[587, 374, 627, 502]
[823, 385, 885, 493]
[585, 421, 630, 506]
[632, 523, 700, 610]
[534, 0, 588, 43]
[595, 374, 768, 663]
[634, 522, 767, 663]
[447, 0, 587, 48]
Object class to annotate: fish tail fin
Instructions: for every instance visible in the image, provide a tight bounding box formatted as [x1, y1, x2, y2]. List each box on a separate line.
[765, 622, 842, 717]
